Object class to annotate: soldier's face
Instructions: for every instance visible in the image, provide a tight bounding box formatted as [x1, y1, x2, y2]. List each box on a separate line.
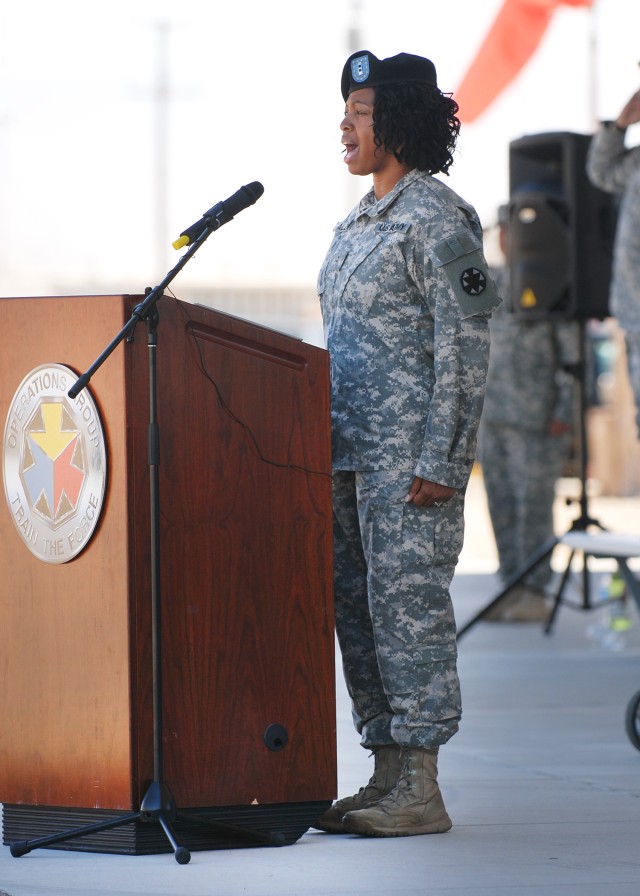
[341, 87, 396, 178]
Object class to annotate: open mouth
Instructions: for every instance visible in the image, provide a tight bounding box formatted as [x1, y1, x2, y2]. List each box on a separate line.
[343, 142, 358, 163]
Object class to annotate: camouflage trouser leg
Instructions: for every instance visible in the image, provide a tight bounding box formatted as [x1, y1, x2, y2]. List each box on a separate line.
[331, 469, 462, 750]
[624, 331, 640, 438]
[478, 424, 569, 588]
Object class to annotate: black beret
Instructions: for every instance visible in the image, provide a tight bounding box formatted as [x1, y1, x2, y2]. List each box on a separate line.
[341, 50, 438, 101]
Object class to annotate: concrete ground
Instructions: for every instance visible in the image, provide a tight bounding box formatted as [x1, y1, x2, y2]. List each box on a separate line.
[2, 471, 640, 896]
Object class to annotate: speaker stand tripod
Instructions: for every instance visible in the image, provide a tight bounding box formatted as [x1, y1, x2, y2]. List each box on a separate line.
[457, 318, 636, 641]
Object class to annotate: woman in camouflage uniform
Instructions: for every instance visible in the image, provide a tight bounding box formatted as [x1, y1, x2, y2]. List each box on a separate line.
[314, 50, 500, 838]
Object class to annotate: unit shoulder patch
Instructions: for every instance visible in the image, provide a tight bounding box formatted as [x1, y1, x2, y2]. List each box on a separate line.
[460, 267, 487, 296]
[430, 231, 500, 318]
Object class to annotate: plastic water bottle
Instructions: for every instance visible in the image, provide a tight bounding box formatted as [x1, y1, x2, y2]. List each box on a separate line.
[602, 571, 631, 649]
[586, 571, 632, 650]
[605, 570, 632, 634]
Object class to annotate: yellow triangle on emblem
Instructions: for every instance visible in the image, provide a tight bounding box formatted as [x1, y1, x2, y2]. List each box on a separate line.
[520, 288, 537, 308]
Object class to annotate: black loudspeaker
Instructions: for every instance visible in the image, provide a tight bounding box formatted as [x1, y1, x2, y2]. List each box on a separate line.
[508, 131, 617, 321]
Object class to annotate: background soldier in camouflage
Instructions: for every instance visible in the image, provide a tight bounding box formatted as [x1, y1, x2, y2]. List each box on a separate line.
[478, 207, 578, 622]
[587, 88, 640, 438]
[314, 50, 500, 838]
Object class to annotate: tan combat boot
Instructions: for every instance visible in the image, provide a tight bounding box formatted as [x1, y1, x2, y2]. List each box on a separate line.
[503, 585, 549, 622]
[312, 745, 404, 833]
[341, 747, 452, 837]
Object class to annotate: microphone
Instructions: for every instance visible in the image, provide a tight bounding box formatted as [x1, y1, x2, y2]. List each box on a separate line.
[172, 181, 264, 249]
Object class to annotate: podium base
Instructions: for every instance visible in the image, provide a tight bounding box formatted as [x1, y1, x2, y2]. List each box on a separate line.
[2, 800, 330, 855]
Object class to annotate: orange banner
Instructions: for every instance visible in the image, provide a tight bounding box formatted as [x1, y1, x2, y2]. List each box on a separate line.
[454, 0, 593, 123]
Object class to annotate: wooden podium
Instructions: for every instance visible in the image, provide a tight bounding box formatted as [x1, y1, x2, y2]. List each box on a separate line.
[0, 294, 336, 854]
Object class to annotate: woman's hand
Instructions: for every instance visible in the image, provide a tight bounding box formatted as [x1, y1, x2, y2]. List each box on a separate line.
[616, 89, 640, 129]
[404, 476, 456, 508]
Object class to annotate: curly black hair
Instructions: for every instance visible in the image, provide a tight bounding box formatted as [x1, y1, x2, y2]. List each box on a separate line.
[372, 83, 460, 175]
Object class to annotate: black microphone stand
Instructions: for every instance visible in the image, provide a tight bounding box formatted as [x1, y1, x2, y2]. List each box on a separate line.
[9, 212, 281, 863]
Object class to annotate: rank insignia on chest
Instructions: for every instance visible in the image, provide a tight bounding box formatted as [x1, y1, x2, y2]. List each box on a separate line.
[460, 267, 487, 295]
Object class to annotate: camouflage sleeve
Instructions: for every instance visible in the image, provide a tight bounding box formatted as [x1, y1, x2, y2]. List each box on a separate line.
[415, 231, 501, 489]
[586, 123, 640, 194]
[552, 321, 580, 425]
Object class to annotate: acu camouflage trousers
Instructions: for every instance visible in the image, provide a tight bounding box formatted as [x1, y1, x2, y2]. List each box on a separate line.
[478, 423, 570, 588]
[624, 330, 640, 438]
[332, 469, 463, 750]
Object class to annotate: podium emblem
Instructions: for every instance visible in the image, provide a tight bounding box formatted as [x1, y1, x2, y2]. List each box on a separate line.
[2, 364, 107, 564]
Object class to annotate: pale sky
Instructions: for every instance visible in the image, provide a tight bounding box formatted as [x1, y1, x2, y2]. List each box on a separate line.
[0, 0, 638, 304]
